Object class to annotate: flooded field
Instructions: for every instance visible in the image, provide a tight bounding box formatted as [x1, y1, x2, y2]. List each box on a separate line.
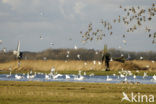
[0, 73, 156, 84]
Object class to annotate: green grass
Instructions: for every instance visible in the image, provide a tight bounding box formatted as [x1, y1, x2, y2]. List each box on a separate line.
[0, 69, 156, 76]
[57, 70, 156, 76]
[0, 81, 156, 104]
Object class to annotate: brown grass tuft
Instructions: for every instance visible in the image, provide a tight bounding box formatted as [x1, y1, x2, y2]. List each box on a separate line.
[0, 60, 156, 72]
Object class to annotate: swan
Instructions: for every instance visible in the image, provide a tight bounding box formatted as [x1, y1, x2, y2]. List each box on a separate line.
[6, 72, 11, 78]
[89, 73, 94, 77]
[140, 56, 143, 60]
[143, 72, 148, 79]
[45, 74, 50, 79]
[15, 74, 22, 80]
[153, 75, 156, 81]
[29, 72, 36, 79]
[65, 75, 70, 79]
[93, 60, 96, 65]
[77, 54, 80, 59]
[84, 72, 86, 76]
[78, 70, 81, 76]
[51, 67, 55, 73]
[124, 77, 127, 81]
[74, 45, 78, 50]
[98, 61, 102, 65]
[27, 73, 30, 79]
[106, 75, 112, 81]
[152, 60, 155, 63]
[120, 74, 125, 78]
[74, 75, 84, 80]
[53, 74, 62, 79]
[113, 74, 116, 76]
[133, 75, 136, 79]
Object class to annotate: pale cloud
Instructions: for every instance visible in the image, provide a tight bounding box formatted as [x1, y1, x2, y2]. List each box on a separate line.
[59, 0, 66, 18]
[58, 0, 75, 20]
[74, 1, 85, 16]
[0, 12, 9, 17]
[0, 0, 156, 52]
[2, 0, 23, 10]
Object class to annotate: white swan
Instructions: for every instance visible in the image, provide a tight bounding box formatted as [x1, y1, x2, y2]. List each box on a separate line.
[27, 73, 30, 79]
[89, 73, 94, 77]
[6, 72, 11, 78]
[65, 75, 70, 79]
[74, 45, 78, 50]
[45, 74, 50, 79]
[15, 74, 22, 80]
[113, 74, 116, 76]
[84, 72, 86, 76]
[106, 75, 112, 81]
[143, 72, 148, 79]
[120, 74, 125, 78]
[29, 73, 36, 79]
[133, 75, 136, 79]
[78, 70, 81, 76]
[74, 75, 84, 80]
[124, 77, 127, 81]
[51, 67, 55, 73]
[153, 75, 156, 81]
[53, 74, 62, 79]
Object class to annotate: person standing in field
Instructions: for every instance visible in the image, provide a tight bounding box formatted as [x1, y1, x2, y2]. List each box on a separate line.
[102, 45, 111, 71]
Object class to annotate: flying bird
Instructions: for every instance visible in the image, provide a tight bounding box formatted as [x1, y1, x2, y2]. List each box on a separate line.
[74, 45, 78, 50]
[40, 36, 43, 40]
[122, 40, 127, 45]
[0, 40, 2, 44]
[50, 42, 54, 46]
[13, 41, 21, 59]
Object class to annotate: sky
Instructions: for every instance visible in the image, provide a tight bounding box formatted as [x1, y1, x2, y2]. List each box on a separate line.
[0, 0, 156, 52]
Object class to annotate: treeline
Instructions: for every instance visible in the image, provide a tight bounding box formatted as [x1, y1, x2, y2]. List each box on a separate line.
[0, 48, 156, 62]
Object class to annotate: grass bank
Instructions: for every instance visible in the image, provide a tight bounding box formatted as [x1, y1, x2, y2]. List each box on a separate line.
[0, 60, 156, 75]
[0, 81, 156, 104]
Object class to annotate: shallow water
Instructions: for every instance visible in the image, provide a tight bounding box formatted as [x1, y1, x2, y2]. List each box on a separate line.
[0, 74, 156, 84]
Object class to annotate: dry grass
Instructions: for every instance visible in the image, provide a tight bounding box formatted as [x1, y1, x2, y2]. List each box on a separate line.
[0, 81, 156, 104]
[132, 60, 156, 70]
[0, 60, 156, 72]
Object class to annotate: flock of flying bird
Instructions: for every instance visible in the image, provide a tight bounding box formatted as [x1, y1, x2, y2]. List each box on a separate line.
[2, 39, 156, 83]
[0, 4, 155, 54]
[0, 4, 156, 83]
[81, 3, 156, 44]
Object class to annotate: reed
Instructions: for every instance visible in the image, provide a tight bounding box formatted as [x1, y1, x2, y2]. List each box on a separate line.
[0, 60, 156, 72]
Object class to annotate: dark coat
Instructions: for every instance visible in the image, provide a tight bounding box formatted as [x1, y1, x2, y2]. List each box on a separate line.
[102, 53, 110, 62]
